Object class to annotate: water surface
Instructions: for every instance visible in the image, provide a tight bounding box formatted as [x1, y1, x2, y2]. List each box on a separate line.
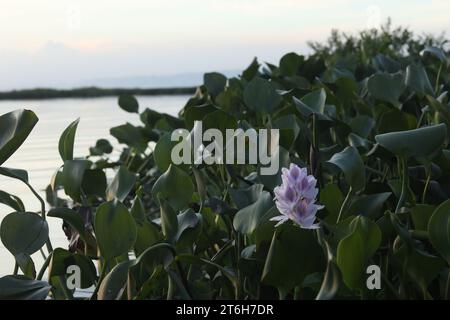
[0, 95, 188, 276]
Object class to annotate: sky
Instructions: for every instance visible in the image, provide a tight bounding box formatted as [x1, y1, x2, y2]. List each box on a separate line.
[0, 0, 449, 90]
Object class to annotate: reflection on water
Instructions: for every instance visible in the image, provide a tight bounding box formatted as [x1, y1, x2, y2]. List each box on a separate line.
[0, 95, 187, 276]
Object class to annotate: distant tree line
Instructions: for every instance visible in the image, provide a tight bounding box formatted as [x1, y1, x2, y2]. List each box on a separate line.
[0, 86, 196, 100]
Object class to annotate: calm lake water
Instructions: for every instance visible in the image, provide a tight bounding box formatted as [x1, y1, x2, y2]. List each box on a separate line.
[0, 95, 188, 276]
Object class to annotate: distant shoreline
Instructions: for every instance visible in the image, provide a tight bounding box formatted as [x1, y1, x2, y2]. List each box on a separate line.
[0, 86, 197, 100]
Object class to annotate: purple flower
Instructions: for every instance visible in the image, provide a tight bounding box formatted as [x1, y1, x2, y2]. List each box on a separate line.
[270, 164, 324, 229]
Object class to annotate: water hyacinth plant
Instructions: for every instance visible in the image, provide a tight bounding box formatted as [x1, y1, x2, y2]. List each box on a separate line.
[1, 23, 450, 300]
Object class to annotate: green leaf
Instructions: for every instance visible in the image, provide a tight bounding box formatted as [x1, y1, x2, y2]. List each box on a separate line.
[58, 118, 79, 162]
[94, 200, 137, 260]
[242, 57, 260, 81]
[293, 89, 330, 120]
[421, 46, 447, 63]
[0, 276, 51, 300]
[0, 109, 38, 166]
[106, 166, 137, 202]
[229, 184, 264, 210]
[347, 192, 392, 219]
[154, 133, 179, 172]
[15, 253, 36, 278]
[411, 204, 435, 231]
[61, 160, 92, 201]
[159, 197, 178, 241]
[279, 52, 301, 76]
[243, 77, 281, 113]
[89, 139, 113, 156]
[98, 260, 133, 300]
[233, 191, 274, 235]
[48, 248, 97, 289]
[375, 123, 447, 159]
[428, 199, 450, 265]
[152, 164, 194, 212]
[0, 190, 25, 212]
[118, 94, 139, 113]
[48, 207, 86, 240]
[321, 183, 343, 224]
[405, 64, 434, 95]
[262, 225, 325, 291]
[110, 123, 148, 152]
[175, 209, 202, 249]
[82, 169, 107, 198]
[367, 72, 405, 108]
[326, 146, 365, 192]
[336, 216, 381, 290]
[0, 167, 28, 182]
[204, 72, 227, 98]
[316, 241, 342, 300]
[0, 212, 49, 256]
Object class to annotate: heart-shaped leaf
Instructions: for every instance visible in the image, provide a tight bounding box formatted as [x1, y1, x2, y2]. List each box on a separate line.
[94, 200, 137, 260]
[367, 72, 405, 108]
[0, 212, 49, 256]
[152, 164, 194, 212]
[326, 146, 365, 192]
[243, 77, 282, 113]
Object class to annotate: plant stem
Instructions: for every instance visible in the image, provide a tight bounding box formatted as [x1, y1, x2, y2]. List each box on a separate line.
[435, 62, 443, 94]
[337, 186, 352, 224]
[37, 252, 54, 280]
[395, 157, 408, 213]
[422, 166, 431, 204]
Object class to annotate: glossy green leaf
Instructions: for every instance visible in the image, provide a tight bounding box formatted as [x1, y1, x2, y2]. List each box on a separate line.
[0, 190, 25, 212]
[233, 191, 274, 235]
[326, 146, 365, 192]
[61, 159, 92, 201]
[48, 248, 97, 289]
[243, 77, 281, 113]
[153, 133, 179, 172]
[98, 260, 134, 300]
[152, 164, 194, 212]
[204, 72, 227, 98]
[0, 109, 38, 166]
[229, 184, 264, 210]
[375, 123, 447, 159]
[421, 46, 447, 63]
[89, 139, 113, 156]
[58, 118, 79, 162]
[262, 225, 325, 291]
[428, 199, 450, 265]
[106, 166, 136, 201]
[411, 204, 435, 231]
[405, 64, 434, 95]
[0, 276, 51, 300]
[367, 72, 405, 108]
[48, 207, 86, 240]
[0, 212, 49, 256]
[118, 94, 139, 113]
[279, 52, 301, 76]
[110, 123, 148, 152]
[175, 209, 202, 248]
[336, 216, 381, 290]
[159, 197, 178, 241]
[94, 200, 137, 260]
